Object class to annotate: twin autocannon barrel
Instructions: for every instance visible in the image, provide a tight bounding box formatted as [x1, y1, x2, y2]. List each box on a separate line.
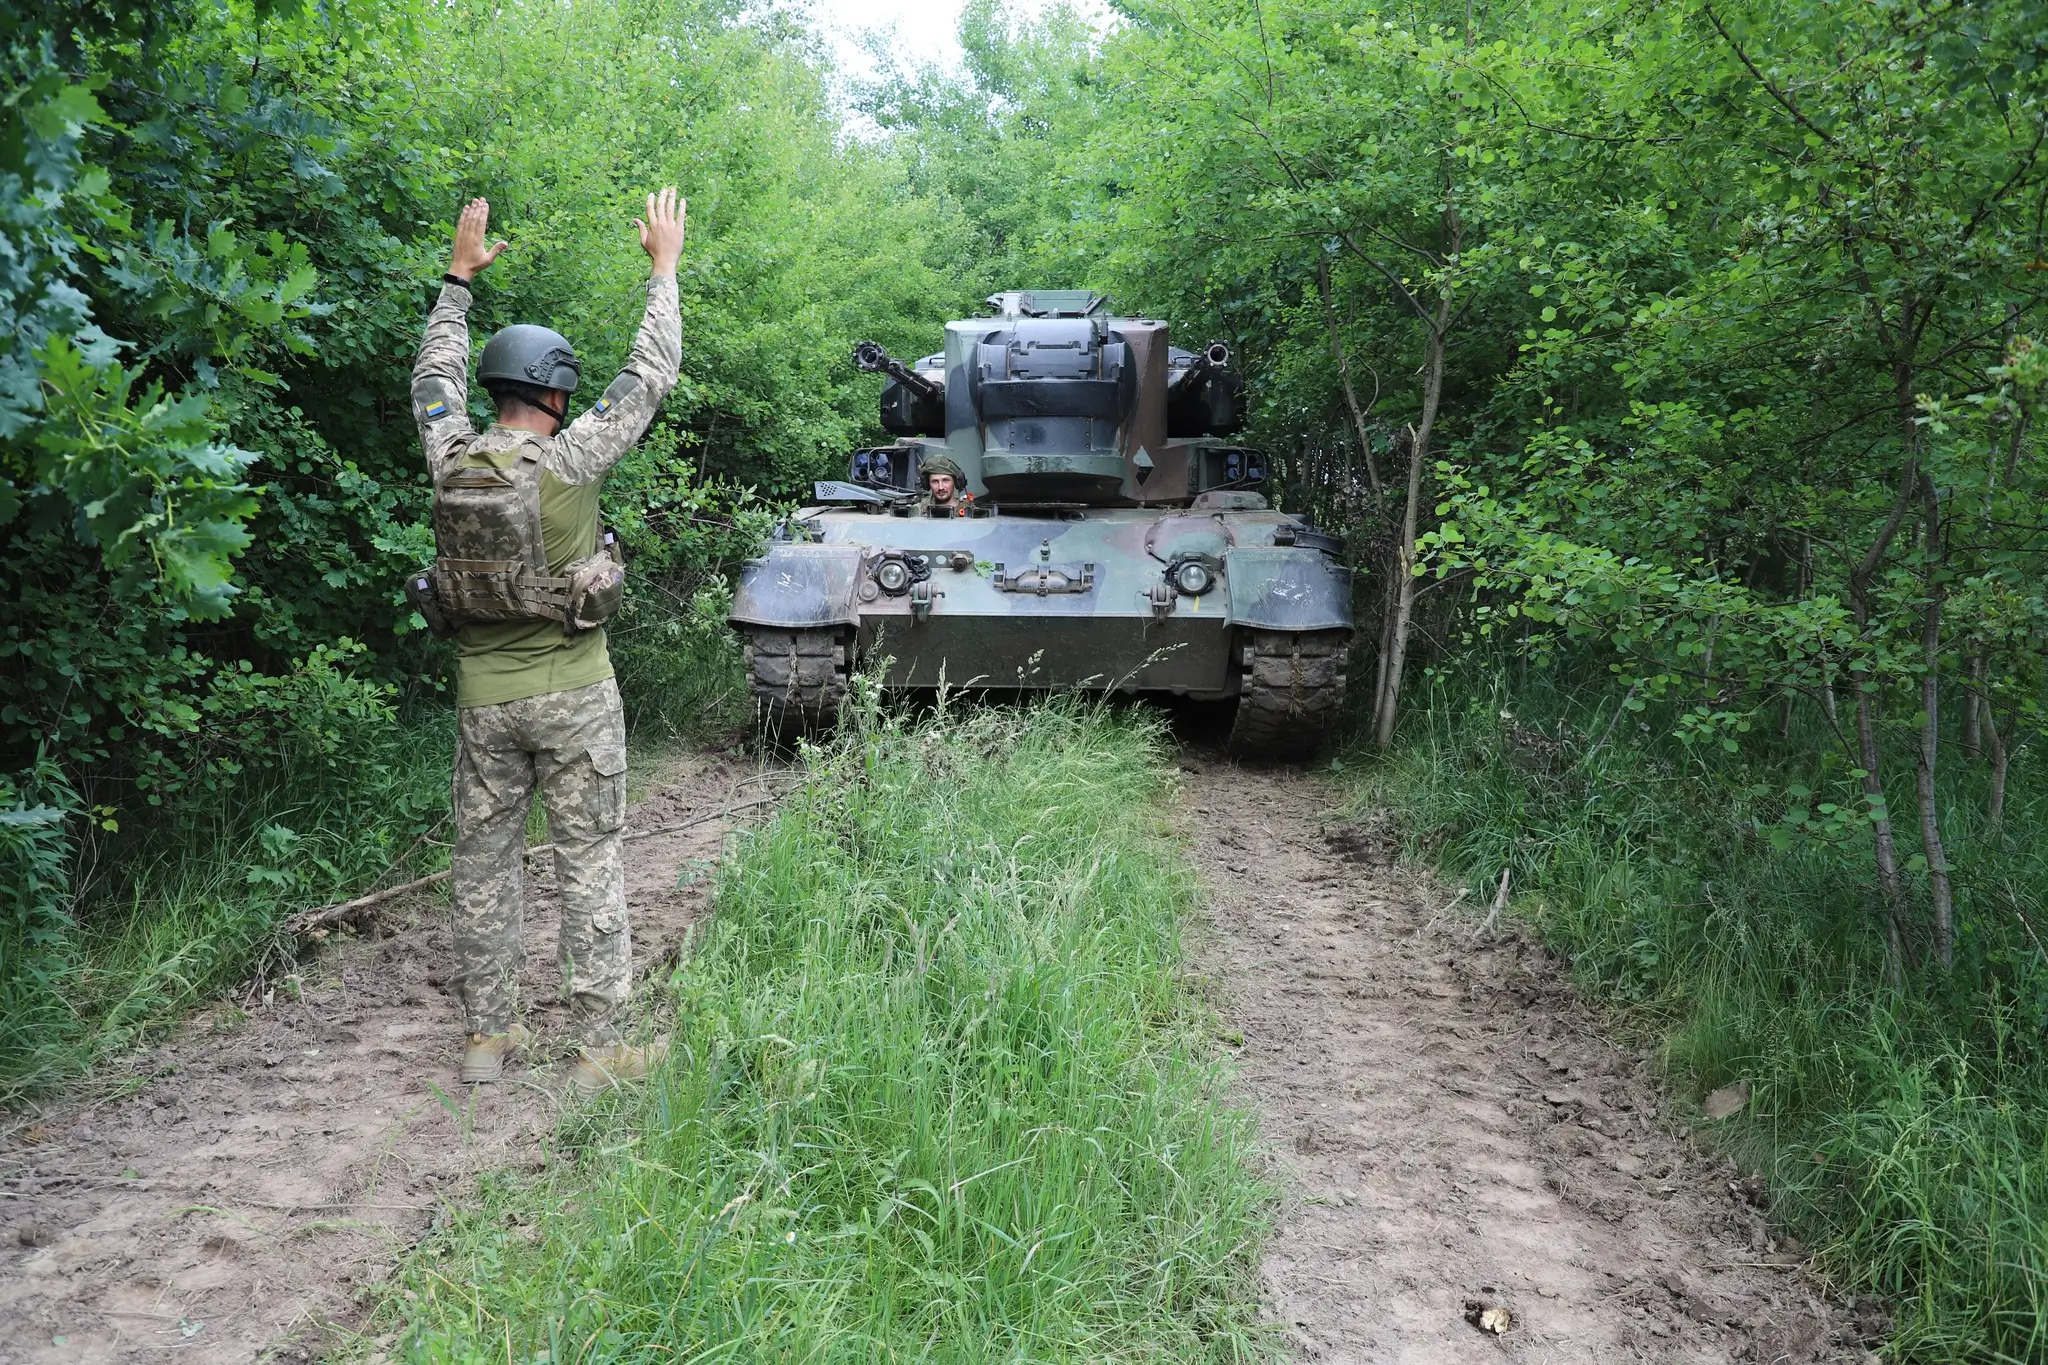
[853, 340, 941, 403]
[1170, 341, 1232, 397]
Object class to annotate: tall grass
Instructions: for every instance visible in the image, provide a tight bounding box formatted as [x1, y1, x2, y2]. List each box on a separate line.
[0, 703, 452, 1103]
[391, 695, 1275, 1364]
[1356, 667, 2048, 1363]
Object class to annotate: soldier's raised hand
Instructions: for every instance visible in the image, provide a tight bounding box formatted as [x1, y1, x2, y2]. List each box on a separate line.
[637, 187, 686, 276]
[449, 197, 508, 280]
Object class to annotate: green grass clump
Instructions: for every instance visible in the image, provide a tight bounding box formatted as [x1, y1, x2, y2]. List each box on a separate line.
[1356, 668, 2048, 1363]
[393, 696, 1274, 1364]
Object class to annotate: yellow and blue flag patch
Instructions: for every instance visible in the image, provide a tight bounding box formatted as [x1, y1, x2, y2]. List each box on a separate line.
[424, 400, 449, 420]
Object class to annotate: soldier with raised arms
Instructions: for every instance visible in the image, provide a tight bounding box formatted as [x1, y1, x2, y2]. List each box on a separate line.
[409, 188, 684, 1095]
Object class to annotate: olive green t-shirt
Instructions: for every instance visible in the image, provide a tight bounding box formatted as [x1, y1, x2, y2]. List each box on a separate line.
[453, 434, 613, 709]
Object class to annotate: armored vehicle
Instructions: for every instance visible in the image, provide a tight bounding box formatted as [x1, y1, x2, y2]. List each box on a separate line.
[728, 290, 1354, 757]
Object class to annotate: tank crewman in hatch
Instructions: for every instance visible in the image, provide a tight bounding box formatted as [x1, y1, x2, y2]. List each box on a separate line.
[411, 190, 683, 1096]
[918, 455, 970, 517]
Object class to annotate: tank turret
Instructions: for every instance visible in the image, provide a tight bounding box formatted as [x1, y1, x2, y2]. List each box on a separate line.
[851, 290, 1258, 508]
[730, 291, 1356, 757]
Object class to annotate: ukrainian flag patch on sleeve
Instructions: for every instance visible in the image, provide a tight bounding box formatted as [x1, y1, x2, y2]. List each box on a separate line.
[594, 397, 612, 415]
[424, 400, 449, 420]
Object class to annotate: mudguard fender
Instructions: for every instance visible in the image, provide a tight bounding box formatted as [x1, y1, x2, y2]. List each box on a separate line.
[732, 545, 864, 629]
[1224, 547, 1354, 633]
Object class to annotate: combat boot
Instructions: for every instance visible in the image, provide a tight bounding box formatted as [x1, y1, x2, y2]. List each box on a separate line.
[460, 1023, 532, 1083]
[568, 1036, 671, 1098]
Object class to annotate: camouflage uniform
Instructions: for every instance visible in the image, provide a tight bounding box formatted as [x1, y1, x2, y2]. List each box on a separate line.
[453, 677, 629, 1040]
[412, 275, 681, 1044]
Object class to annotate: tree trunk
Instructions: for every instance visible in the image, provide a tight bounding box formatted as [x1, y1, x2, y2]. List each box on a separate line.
[1322, 253, 1399, 742]
[1915, 594, 1955, 968]
[1843, 352, 1927, 978]
[1855, 689, 1909, 975]
[1913, 471, 1954, 968]
[1779, 534, 1811, 741]
[1373, 287, 1450, 750]
[1985, 702, 2010, 831]
[1962, 653, 1984, 759]
[1370, 552, 1399, 735]
[1318, 256, 1384, 499]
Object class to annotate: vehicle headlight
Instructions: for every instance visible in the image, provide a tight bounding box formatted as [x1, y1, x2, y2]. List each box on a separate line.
[875, 559, 912, 594]
[1173, 560, 1215, 596]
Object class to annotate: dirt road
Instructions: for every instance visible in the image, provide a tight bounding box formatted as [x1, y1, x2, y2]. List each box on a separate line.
[2, 741, 1883, 1365]
[0, 750, 772, 1364]
[1181, 758, 1877, 1364]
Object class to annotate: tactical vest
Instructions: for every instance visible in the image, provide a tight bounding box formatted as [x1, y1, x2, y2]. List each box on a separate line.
[404, 442, 624, 638]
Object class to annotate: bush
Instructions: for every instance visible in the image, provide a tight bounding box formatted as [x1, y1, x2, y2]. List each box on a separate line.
[0, 646, 450, 1102]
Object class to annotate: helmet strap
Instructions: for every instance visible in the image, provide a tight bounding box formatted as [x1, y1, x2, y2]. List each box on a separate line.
[534, 394, 568, 432]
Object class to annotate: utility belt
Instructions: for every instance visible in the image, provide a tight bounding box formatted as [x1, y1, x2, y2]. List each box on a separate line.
[406, 531, 625, 639]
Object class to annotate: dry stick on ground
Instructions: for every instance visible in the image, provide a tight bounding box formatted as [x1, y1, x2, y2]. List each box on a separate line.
[1475, 866, 1512, 938]
[1418, 885, 1470, 936]
[285, 796, 777, 938]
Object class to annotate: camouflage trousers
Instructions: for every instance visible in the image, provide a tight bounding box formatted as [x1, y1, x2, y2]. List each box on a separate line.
[451, 677, 630, 1045]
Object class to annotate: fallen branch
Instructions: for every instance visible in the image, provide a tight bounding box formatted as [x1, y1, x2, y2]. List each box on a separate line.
[1418, 885, 1469, 936]
[1475, 866, 1512, 938]
[286, 796, 776, 939]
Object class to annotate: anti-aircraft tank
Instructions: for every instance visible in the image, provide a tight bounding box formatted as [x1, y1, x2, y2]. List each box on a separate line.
[728, 290, 1355, 757]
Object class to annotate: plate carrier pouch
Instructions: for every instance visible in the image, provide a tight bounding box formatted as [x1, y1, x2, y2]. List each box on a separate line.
[405, 442, 625, 639]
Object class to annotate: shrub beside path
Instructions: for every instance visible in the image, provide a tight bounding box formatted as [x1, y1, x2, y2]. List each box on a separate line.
[0, 750, 773, 1364]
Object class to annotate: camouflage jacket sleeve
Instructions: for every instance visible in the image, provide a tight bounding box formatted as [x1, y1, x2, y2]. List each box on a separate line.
[413, 281, 477, 480]
[550, 273, 682, 487]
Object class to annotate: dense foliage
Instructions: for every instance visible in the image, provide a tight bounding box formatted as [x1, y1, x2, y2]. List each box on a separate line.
[3, 0, 971, 789]
[0, 0, 976, 1092]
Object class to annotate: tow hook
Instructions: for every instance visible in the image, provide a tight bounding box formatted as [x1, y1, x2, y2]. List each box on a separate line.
[910, 579, 938, 621]
[1145, 580, 1175, 621]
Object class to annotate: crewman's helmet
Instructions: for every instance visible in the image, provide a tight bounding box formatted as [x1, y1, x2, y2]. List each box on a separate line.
[920, 455, 965, 485]
[478, 324, 581, 394]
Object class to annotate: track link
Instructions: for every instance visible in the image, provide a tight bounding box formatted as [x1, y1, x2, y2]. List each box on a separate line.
[1226, 628, 1351, 760]
[743, 626, 850, 742]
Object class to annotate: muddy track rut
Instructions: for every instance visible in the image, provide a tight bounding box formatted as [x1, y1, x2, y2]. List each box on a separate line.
[1181, 758, 1878, 1365]
[0, 750, 773, 1364]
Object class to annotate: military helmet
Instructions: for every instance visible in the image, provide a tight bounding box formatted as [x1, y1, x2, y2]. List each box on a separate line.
[920, 455, 965, 483]
[478, 324, 581, 394]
